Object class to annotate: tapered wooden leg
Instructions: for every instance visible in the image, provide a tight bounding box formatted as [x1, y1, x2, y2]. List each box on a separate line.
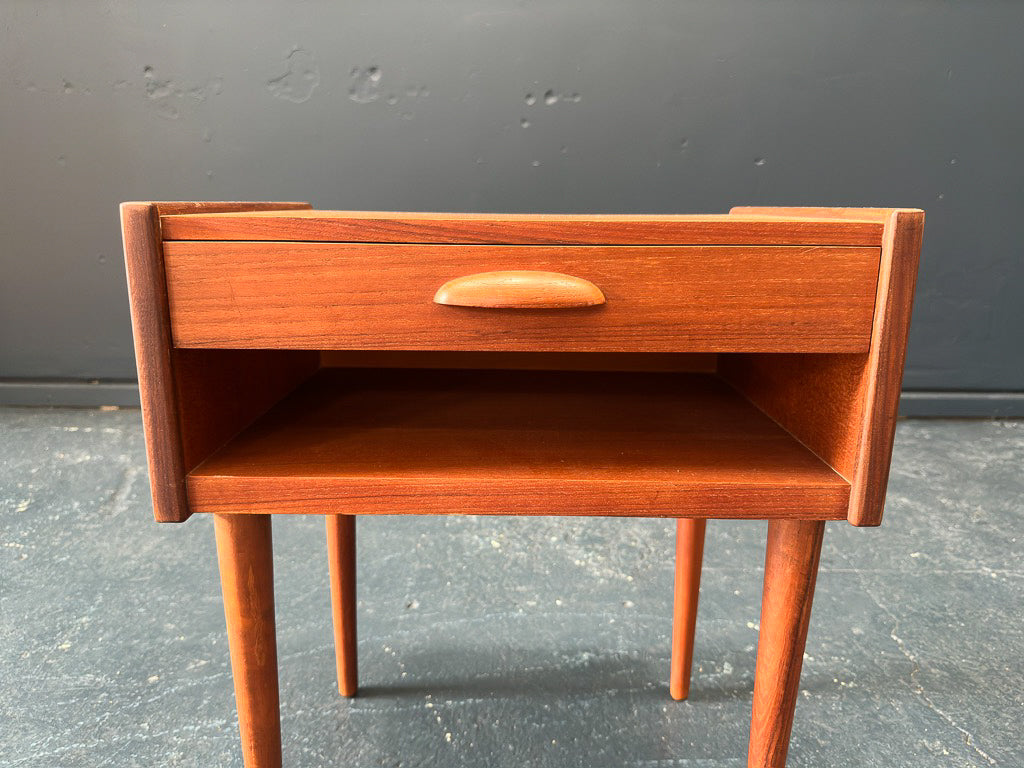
[748, 520, 825, 768]
[327, 514, 358, 697]
[214, 514, 281, 768]
[670, 518, 706, 700]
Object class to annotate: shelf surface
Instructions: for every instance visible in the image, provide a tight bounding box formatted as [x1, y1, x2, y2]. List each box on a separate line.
[187, 369, 850, 519]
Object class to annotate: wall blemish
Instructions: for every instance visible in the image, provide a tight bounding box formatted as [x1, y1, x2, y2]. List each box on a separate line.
[349, 68, 428, 116]
[143, 67, 173, 100]
[349, 65, 382, 103]
[525, 89, 579, 108]
[142, 66, 223, 119]
[267, 48, 320, 103]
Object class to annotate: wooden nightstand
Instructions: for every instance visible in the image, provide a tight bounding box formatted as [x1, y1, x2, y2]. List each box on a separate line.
[120, 203, 923, 768]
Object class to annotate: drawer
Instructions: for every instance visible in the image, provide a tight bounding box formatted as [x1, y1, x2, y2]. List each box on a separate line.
[162, 242, 880, 353]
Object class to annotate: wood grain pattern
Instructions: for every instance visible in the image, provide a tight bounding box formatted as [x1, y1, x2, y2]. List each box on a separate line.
[159, 210, 884, 245]
[670, 518, 706, 701]
[434, 270, 605, 309]
[730, 206, 892, 222]
[327, 515, 358, 697]
[720, 207, 924, 526]
[121, 202, 189, 522]
[186, 370, 850, 519]
[172, 349, 319, 472]
[847, 210, 925, 525]
[150, 201, 310, 216]
[214, 514, 281, 768]
[121, 201, 317, 522]
[126, 203, 925, 768]
[163, 243, 881, 353]
[748, 520, 825, 768]
[719, 352, 868, 483]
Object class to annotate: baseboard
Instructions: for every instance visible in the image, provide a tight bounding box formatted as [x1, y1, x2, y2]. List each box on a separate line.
[1, 380, 1022, 417]
[898, 391, 1024, 419]
[0, 380, 141, 408]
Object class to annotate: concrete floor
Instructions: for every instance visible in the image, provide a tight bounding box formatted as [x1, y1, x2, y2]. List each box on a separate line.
[1, 409, 1022, 767]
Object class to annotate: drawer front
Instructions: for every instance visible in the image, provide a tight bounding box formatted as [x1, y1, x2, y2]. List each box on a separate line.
[163, 242, 880, 352]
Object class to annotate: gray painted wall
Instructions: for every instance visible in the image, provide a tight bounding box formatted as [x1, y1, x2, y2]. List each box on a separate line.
[3, 1, 1023, 410]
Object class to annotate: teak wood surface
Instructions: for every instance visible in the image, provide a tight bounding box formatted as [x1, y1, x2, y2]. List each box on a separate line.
[214, 514, 281, 768]
[433, 269, 607, 309]
[326, 515, 358, 697]
[159, 209, 884, 245]
[722, 207, 924, 525]
[749, 520, 826, 767]
[670, 518, 707, 701]
[186, 369, 850, 519]
[163, 242, 880, 353]
[121, 203, 923, 768]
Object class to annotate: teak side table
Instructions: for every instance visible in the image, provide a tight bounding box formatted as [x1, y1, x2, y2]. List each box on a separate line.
[120, 203, 924, 767]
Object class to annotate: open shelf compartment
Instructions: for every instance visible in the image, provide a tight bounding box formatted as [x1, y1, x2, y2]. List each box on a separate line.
[186, 368, 849, 520]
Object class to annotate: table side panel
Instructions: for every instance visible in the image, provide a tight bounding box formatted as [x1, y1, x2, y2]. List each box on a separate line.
[721, 207, 924, 526]
[120, 200, 315, 523]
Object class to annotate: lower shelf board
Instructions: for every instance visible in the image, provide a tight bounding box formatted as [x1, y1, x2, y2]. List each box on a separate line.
[187, 368, 850, 519]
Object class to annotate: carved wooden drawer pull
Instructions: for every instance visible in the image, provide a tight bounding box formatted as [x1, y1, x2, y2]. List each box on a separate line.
[433, 270, 605, 309]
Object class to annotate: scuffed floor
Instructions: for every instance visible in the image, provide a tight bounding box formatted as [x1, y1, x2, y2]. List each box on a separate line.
[1, 409, 1021, 767]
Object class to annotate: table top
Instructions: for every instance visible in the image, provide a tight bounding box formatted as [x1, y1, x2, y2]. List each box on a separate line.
[159, 209, 887, 246]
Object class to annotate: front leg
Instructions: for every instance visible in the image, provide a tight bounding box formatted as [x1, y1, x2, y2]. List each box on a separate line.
[670, 518, 707, 700]
[327, 514, 358, 696]
[214, 514, 282, 768]
[748, 520, 825, 768]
